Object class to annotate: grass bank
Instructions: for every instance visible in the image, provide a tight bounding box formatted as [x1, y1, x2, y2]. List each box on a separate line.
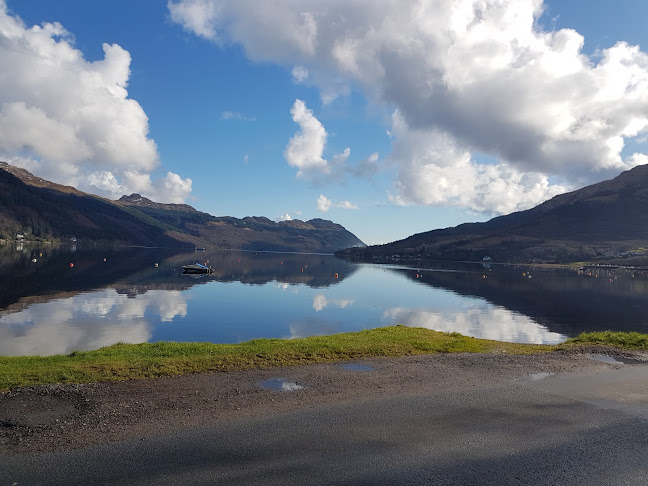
[0, 327, 645, 392]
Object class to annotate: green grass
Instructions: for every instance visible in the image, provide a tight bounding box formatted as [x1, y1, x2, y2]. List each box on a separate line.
[1, 326, 646, 392]
[564, 331, 648, 349]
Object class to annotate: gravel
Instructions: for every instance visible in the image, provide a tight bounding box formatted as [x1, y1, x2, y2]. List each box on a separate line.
[1, 346, 646, 454]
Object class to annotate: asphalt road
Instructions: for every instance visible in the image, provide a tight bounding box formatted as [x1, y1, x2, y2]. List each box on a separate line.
[4, 364, 648, 485]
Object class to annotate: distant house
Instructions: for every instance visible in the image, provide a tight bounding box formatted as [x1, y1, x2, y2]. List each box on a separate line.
[15, 234, 24, 240]
[482, 256, 492, 262]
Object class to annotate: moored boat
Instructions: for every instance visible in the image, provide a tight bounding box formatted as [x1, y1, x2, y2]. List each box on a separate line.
[182, 263, 213, 274]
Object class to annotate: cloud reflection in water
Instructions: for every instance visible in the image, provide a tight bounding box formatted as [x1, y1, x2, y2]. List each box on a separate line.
[312, 294, 355, 312]
[0, 289, 188, 356]
[383, 304, 566, 344]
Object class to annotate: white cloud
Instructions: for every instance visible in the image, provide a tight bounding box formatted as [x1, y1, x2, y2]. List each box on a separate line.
[220, 111, 256, 121]
[291, 66, 309, 83]
[387, 112, 567, 213]
[159, 171, 193, 204]
[169, 0, 648, 214]
[0, 2, 191, 203]
[284, 99, 329, 176]
[337, 200, 358, 210]
[284, 99, 351, 180]
[279, 213, 292, 221]
[317, 194, 358, 212]
[316, 194, 332, 212]
[168, 0, 220, 40]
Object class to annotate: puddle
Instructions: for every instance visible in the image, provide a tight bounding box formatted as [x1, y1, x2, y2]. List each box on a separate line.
[339, 363, 374, 372]
[519, 372, 555, 382]
[257, 378, 305, 391]
[590, 355, 644, 365]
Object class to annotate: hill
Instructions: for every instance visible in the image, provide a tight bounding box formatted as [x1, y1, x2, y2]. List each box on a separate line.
[0, 162, 365, 253]
[337, 164, 648, 264]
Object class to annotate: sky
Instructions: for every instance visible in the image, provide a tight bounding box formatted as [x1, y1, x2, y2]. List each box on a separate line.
[1, 1, 648, 245]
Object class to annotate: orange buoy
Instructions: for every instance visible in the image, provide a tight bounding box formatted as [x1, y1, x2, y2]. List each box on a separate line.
[334, 273, 339, 278]
[69, 263, 74, 268]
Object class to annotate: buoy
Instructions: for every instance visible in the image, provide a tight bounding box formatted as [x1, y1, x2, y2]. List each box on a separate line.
[334, 273, 339, 278]
[69, 263, 74, 268]
[103, 258, 106, 262]
[155, 263, 159, 268]
[301, 268, 304, 272]
[31, 258, 37, 263]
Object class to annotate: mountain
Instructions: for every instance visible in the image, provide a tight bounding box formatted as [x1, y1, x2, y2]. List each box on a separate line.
[338, 164, 648, 264]
[0, 162, 365, 253]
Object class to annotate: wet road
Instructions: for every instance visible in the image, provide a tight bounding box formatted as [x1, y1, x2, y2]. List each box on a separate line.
[4, 364, 648, 485]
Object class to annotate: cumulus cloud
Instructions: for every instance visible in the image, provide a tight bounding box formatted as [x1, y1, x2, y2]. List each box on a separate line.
[387, 112, 567, 213]
[284, 99, 351, 179]
[169, 0, 648, 214]
[285, 99, 328, 175]
[317, 194, 358, 212]
[279, 213, 292, 221]
[0, 2, 191, 203]
[316, 194, 332, 212]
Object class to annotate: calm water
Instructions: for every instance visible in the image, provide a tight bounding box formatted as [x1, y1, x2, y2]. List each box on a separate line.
[2, 243, 648, 356]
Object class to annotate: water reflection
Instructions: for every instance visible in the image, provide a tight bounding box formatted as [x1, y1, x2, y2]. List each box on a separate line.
[0, 245, 357, 312]
[0, 289, 187, 356]
[2, 245, 648, 356]
[287, 318, 346, 340]
[312, 294, 355, 312]
[392, 265, 648, 335]
[383, 305, 566, 344]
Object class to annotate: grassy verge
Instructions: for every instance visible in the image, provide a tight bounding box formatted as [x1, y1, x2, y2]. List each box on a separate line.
[1, 326, 645, 392]
[565, 331, 648, 349]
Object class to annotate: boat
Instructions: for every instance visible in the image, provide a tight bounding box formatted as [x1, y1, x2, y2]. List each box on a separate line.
[194, 247, 205, 251]
[182, 263, 213, 274]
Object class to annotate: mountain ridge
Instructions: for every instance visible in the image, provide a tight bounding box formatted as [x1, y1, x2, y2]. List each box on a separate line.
[338, 164, 648, 264]
[0, 162, 365, 253]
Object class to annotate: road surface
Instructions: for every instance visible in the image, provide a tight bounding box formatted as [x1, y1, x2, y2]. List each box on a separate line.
[2, 351, 648, 485]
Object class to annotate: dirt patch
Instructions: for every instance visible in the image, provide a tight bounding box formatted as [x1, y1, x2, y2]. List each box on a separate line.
[1, 347, 646, 453]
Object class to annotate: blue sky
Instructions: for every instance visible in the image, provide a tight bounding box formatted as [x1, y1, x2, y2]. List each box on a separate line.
[2, 1, 648, 245]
